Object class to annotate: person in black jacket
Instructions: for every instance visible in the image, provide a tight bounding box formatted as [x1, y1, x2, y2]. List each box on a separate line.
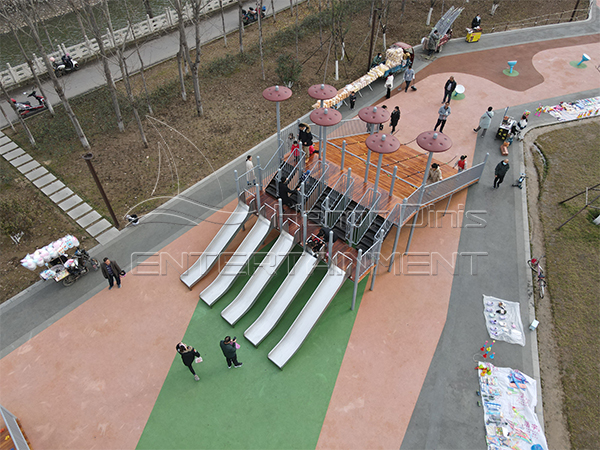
[100, 257, 122, 290]
[220, 336, 242, 368]
[176, 342, 201, 381]
[389, 106, 401, 133]
[298, 123, 313, 149]
[493, 159, 510, 188]
[471, 14, 482, 31]
[278, 177, 298, 209]
[443, 76, 457, 104]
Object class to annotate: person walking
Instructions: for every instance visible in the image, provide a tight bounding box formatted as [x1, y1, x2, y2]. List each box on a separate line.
[454, 155, 468, 172]
[493, 159, 510, 188]
[443, 76, 457, 103]
[390, 106, 401, 133]
[298, 123, 313, 149]
[349, 91, 357, 110]
[220, 336, 242, 368]
[245, 155, 256, 185]
[385, 74, 394, 99]
[176, 342, 201, 381]
[427, 163, 443, 184]
[401, 65, 415, 92]
[434, 102, 451, 133]
[100, 257, 122, 290]
[474, 106, 494, 137]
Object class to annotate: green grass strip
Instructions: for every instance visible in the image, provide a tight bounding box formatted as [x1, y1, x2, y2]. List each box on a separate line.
[137, 242, 368, 449]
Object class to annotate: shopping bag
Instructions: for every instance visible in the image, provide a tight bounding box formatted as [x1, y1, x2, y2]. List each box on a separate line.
[195, 356, 203, 363]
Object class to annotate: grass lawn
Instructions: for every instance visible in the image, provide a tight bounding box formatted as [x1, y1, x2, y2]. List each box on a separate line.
[534, 121, 600, 450]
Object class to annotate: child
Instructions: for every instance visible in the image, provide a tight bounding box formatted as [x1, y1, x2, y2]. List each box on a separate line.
[454, 155, 467, 172]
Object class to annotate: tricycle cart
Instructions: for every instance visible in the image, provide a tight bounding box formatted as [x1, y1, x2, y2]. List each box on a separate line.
[20, 235, 99, 287]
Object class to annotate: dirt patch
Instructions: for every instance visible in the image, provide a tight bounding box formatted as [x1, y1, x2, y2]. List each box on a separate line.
[524, 117, 600, 450]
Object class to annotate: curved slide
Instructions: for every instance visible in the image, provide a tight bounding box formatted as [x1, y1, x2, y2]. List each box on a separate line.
[221, 230, 295, 325]
[200, 214, 273, 306]
[244, 252, 318, 347]
[268, 262, 347, 369]
[180, 201, 250, 289]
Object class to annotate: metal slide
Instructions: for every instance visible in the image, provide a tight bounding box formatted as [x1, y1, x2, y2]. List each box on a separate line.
[199, 214, 273, 306]
[268, 263, 347, 369]
[180, 201, 250, 289]
[244, 252, 318, 347]
[221, 230, 295, 325]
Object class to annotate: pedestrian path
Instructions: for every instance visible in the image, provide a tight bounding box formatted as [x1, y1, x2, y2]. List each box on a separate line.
[0, 132, 119, 245]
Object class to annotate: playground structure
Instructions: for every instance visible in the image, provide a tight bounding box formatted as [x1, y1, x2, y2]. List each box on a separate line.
[180, 84, 489, 368]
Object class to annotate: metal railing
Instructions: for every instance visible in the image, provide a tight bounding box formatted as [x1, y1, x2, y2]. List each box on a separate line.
[260, 121, 299, 188]
[303, 163, 330, 213]
[325, 117, 371, 140]
[323, 171, 355, 228]
[346, 188, 381, 245]
[356, 235, 383, 280]
[332, 252, 354, 277]
[485, 5, 591, 34]
[0, 0, 239, 89]
[281, 218, 300, 244]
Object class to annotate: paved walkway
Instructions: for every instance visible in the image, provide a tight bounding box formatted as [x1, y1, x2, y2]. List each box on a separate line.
[0, 2, 599, 449]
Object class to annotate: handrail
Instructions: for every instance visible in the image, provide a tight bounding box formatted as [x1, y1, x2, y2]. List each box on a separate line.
[346, 188, 380, 244]
[281, 218, 300, 245]
[260, 122, 298, 187]
[323, 172, 355, 228]
[332, 252, 353, 277]
[485, 6, 591, 34]
[258, 202, 277, 226]
[303, 163, 330, 212]
[357, 235, 383, 280]
[0, 0, 240, 89]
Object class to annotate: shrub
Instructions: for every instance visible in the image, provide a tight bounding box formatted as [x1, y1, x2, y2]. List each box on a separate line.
[275, 54, 303, 88]
[0, 199, 33, 237]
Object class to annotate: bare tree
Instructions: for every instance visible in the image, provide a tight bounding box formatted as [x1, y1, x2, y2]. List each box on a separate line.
[271, 0, 276, 21]
[238, 0, 244, 53]
[142, 0, 153, 18]
[218, 0, 227, 47]
[491, 0, 501, 16]
[258, 0, 265, 80]
[173, 0, 203, 116]
[117, 33, 148, 147]
[73, 0, 125, 132]
[15, 0, 90, 149]
[126, 20, 153, 115]
[0, 79, 36, 147]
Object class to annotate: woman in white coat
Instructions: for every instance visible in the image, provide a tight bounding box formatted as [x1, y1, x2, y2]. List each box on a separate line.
[474, 106, 494, 137]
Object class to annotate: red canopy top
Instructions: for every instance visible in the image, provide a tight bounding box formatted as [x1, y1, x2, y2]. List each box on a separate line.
[358, 105, 391, 124]
[416, 131, 452, 153]
[310, 108, 342, 127]
[365, 133, 401, 154]
[307, 84, 338, 100]
[262, 85, 292, 102]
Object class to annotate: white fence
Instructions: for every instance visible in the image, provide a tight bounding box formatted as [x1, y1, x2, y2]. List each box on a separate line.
[0, 0, 237, 89]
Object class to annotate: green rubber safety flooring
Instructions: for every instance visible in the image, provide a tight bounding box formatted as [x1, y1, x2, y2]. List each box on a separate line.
[137, 241, 368, 449]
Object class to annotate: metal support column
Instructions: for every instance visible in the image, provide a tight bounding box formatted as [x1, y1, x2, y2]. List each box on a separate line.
[369, 240, 382, 291]
[341, 140, 346, 171]
[328, 230, 334, 268]
[388, 199, 407, 272]
[278, 198, 284, 229]
[302, 213, 308, 251]
[374, 153, 383, 194]
[351, 249, 363, 310]
[389, 166, 397, 196]
[405, 151, 434, 254]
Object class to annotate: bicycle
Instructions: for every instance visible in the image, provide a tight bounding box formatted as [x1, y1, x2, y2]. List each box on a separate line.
[528, 257, 546, 298]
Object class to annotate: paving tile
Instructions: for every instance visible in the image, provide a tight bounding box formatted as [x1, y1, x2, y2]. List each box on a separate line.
[9, 154, 32, 167]
[77, 211, 101, 228]
[87, 219, 111, 237]
[41, 180, 65, 196]
[49, 188, 73, 203]
[25, 166, 48, 181]
[0, 141, 17, 154]
[67, 203, 92, 219]
[58, 195, 83, 211]
[0, 135, 7, 144]
[17, 160, 40, 174]
[95, 227, 120, 245]
[3, 148, 25, 161]
[33, 173, 57, 188]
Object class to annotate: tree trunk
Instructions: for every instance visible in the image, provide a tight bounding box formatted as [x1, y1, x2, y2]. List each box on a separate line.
[258, 0, 265, 80]
[126, 21, 153, 115]
[426, 7, 433, 25]
[177, 50, 187, 101]
[290, 0, 294, 16]
[189, 0, 204, 116]
[117, 47, 148, 148]
[271, 0, 276, 21]
[295, 0, 299, 59]
[71, 0, 124, 132]
[238, 0, 244, 53]
[218, 0, 227, 47]
[0, 80, 36, 147]
[21, 14, 90, 149]
[0, 102, 16, 133]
